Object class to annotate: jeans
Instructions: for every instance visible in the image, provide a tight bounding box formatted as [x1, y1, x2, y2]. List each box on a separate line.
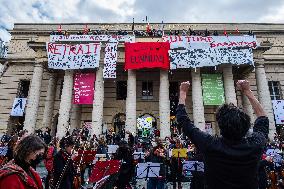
[147, 178, 166, 189]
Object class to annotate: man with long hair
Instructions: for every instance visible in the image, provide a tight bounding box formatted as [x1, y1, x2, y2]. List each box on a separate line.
[177, 80, 268, 189]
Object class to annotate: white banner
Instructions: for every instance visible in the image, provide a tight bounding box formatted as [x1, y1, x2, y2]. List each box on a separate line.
[50, 35, 135, 42]
[162, 35, 258, 49]
[272, 100, 284, 124]
[169, 47, 253, 69]
[47, 43, 101, 70]
[10, 98, 27, 116]
[103, 43, 118, 78]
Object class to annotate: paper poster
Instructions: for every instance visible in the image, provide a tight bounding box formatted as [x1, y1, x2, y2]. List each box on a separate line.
[137, 117, 153, 129]
[205, 122, 213, 135]
[73, 73, 96, 104]
[125, 42, 170, 70]
[10, 98, 27, 116]
[107, 145, 119, 154]
[103, 43, 118, 78]
[202, 74, 225, 105]
[50, 35, 135, 43]
[272, 100, 284, 124]
[136, 163, 160, 178]
[47, 43, 101, 70]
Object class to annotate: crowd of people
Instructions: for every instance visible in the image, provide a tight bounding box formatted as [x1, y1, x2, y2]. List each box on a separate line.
[0, 80, 282, 189]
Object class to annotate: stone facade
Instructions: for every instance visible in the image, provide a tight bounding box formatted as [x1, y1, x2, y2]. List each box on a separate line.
[0, 23, 283, 139]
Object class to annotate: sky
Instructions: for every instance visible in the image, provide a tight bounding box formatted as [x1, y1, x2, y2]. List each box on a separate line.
[1, 0, 284, 41]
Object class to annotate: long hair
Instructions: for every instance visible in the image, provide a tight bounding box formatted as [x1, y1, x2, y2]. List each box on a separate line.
[14, 135, 47, 163]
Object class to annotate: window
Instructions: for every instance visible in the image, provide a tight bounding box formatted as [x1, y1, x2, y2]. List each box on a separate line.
[17, 80, 30, 98]
[268, 81, 282, 100]
[142, 81, 153, 99]
[116, 81, 127, 100]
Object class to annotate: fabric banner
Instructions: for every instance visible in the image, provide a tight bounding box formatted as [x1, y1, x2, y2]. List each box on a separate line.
[50, 35, 135, 42]
[10, 98, 27, 116]
[73, 73, 96, 104]
[169, 47, 253, 69]
[272, 100, 284, 124]
[162, 35, 258, 49]
[125, 42, 170, 70]
[103, 43, 118, 78]
[47, 43, 101, 70]
[202, 74, 225, 105]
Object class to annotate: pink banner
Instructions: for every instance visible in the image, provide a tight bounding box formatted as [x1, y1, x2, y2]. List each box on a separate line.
[73, 72, 96, 104]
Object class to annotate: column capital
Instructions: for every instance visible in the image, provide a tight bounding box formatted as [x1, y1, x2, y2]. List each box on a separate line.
[254, 59, 265, 68]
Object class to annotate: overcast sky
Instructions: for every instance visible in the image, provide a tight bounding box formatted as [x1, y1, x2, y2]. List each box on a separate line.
[1, 0, 284, 41]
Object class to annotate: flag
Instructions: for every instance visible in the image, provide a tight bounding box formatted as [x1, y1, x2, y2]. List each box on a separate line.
[160, 21, 165, 35]
[132, 18, 135, 31]
[223, 27, 228, 36]
[58, 24, 62, 33]
[235, 26, 240, 34]
[146, 16, 151, 33]
[83, 24, 88, 34]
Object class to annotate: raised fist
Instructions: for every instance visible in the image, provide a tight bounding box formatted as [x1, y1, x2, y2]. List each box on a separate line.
[236, 80, 251, 92]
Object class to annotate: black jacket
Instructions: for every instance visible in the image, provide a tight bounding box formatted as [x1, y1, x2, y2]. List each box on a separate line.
[177, 104, 269, 189]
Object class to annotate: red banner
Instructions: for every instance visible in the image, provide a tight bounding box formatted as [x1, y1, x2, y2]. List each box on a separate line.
[73, 72, 96, 104]
[124, 42, 170, 70]
[89, 160, 121, 183]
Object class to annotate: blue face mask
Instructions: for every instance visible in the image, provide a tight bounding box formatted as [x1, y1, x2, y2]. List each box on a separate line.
[30, 154, 44, 167]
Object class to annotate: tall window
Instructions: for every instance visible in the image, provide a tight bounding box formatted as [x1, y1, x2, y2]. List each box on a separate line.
[17, 80, 30, 98]
[268, 81, 282, 100]
[116, 81, 127, 100]
[142, 81, 153, 99]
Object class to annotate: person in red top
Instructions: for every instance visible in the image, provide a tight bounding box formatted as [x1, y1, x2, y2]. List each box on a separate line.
[0, 135, 47, 189]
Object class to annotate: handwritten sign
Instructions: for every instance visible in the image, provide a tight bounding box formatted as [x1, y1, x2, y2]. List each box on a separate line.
[10, 98, 27, 116]
[47, 43, 101, 70]
[162, 35, 258, 49]
[272, 100, 284, 124]
[73, 73, 96, 104]
[202, 74, 225, 105]
[169, 47, 253, 69]
[50, 35, 135, 42]
[103, 43, 118, 78]
[125, 42, 170, 70]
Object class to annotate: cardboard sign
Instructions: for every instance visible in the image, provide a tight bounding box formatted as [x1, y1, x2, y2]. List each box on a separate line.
[103, 43, 118, 78]
[125, 42, 170, 70]
[73, 73, 96, 104]
[47, 43, 101, 70]
[202, 74, 225, 105]
[10, 98, 27, 116]
[171, 148, 188, 158]
[272, 100, 284, 124]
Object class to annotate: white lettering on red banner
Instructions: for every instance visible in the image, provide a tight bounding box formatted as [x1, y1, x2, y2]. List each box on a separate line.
[73, 72, 96, 104]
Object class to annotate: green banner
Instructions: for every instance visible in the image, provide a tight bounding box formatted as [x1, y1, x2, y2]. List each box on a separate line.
[202, 74, 225, 105]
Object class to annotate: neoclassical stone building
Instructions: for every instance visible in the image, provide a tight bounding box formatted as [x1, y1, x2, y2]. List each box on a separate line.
[0, 23, 283, 139]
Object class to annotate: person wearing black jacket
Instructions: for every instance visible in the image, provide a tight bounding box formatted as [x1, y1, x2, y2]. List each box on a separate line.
[177, 80, 269, 189]
[52, 136, 76, 189]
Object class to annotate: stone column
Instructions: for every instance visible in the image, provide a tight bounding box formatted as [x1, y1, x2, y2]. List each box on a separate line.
[223, 64, 237, 105]
[125, 70, 137, 135]
[191, 68, 205, 130]
[24, 61, 44, 134]
[42, 72, 57, 129]
[159, 70, 171, 139]
[56, 70, 74, 139]
[91, 65, 104, 136]
[70, 104, 82, 131]
[242, 94, 255, 123]
[255, 60, 276, 138]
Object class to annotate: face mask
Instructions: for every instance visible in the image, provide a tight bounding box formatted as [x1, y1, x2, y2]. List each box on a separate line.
[30, 154, 44, 167]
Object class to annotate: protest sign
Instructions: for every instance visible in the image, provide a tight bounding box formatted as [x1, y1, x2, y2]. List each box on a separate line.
[272, 100, 284, 124]
[50, 35, 135, 42]
[103, 42, 118, 78]
[73, 72, 96, 104]
[10, 98, 27, 116]
[125, 42, 170, 70]
[202, 74, 225, 105]
[47, 43, 101, 70]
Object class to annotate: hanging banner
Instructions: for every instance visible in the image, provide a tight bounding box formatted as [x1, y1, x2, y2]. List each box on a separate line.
[73, 73, 96, 104]
[169, 48, 253, 69]
[272, 100, 284, 124]
[125, 42, 170, 70]
[50, 35, 135, 42]
[103, 43, 118, 78]
[202, 74, 225, 105]
[162, 35, 258, 49]
[10, 98, 27, 116]
[47, 43, 101, 70]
